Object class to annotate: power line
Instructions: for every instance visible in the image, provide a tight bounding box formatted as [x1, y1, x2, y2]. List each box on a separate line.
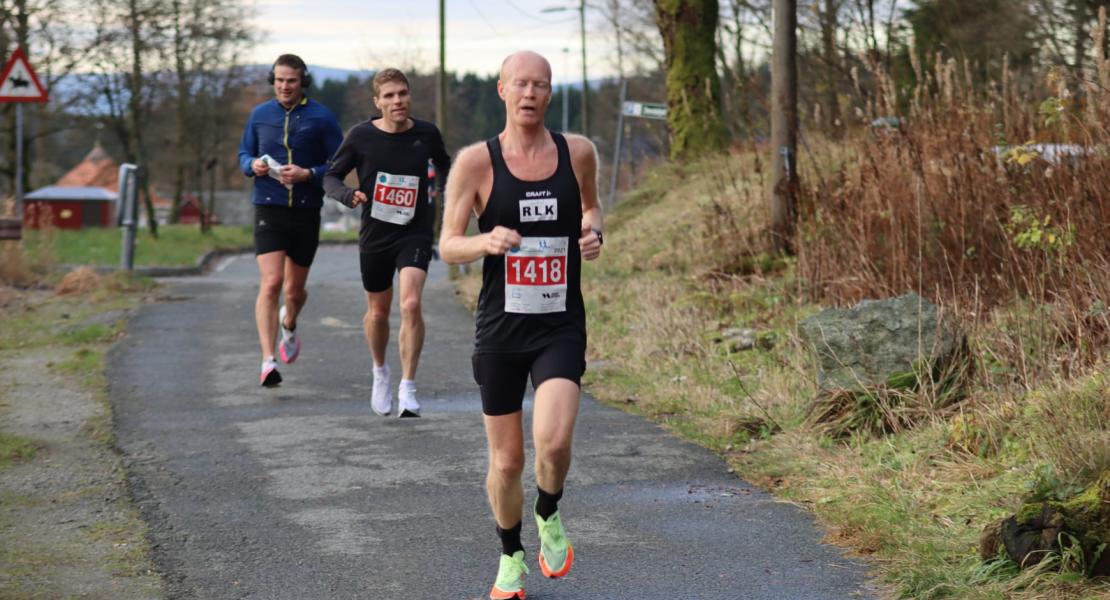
[499, 0, 568, 23]
[465, 0, 505, 37]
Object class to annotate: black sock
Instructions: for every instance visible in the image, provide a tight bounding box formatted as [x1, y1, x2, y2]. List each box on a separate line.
[497, 521, 524, 556]
[535, 486, 563, 520]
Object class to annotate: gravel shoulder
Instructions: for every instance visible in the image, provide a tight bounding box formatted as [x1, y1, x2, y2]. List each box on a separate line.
[0, 285, 164, 600]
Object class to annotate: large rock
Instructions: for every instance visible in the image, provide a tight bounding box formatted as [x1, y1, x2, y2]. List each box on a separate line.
[797, 292, 966, 395]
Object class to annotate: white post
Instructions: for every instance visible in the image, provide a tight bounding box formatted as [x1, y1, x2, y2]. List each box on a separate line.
[118, 163, 139, 270]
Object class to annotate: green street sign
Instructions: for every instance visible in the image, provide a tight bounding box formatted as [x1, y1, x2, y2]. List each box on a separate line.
[622, 101, 667, 120]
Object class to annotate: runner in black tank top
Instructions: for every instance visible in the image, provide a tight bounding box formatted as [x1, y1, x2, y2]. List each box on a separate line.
[439, 51, 603, 600]
[475, 132, 586, 353]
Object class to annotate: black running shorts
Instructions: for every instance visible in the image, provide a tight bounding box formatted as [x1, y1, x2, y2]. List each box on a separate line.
[360, 237, 433, 293]
[253, 205, 321, 268]
[471, 339, 587, 416]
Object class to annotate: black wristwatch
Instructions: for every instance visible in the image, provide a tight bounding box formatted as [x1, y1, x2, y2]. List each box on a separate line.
[592, 227, 604, 246]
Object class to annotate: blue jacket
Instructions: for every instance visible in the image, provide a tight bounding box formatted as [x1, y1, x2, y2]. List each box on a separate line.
[238, 97, 343, 209]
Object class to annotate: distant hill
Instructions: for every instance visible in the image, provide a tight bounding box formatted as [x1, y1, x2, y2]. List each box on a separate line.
[243, 64, 373, 85]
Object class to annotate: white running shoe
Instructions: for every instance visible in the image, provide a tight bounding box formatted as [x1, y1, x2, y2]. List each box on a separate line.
[398, 379, 420, 418]
[278, 305, 301, 364]
[371, 364, 392, 416]
[260, 357, 282, 387]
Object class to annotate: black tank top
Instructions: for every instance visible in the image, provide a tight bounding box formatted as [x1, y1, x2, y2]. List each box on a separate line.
[475, 132, 585, 353]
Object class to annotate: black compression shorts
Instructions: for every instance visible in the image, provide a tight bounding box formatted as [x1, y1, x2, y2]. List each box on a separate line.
[253, 205, 321, 268]
[360, 237, 432, 293]
[471, 339, 586, 416]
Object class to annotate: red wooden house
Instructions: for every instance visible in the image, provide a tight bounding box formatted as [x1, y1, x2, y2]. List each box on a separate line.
[23, 143, 172, 230]
[24, 143, 118, 229]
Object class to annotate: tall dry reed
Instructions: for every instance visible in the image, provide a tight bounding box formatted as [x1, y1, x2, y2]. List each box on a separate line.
[798, 12, 1110, 388]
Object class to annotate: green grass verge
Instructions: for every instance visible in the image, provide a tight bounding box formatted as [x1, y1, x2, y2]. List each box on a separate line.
[23, 223, 356, 268]
[0, 275, 152, 352]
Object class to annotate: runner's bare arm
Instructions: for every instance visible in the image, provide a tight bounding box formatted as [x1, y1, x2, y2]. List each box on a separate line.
[439, 144, 521, 264]
[567, 134, 603, 261]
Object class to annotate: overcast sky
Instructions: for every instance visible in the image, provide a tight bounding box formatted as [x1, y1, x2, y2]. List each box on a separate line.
[251, 0, 621, 81]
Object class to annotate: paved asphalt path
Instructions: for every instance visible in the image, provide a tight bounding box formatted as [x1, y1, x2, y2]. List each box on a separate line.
[108, 244, 876, 600]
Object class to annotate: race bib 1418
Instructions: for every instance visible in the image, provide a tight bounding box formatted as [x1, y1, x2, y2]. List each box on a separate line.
[504, 236, 569, 314]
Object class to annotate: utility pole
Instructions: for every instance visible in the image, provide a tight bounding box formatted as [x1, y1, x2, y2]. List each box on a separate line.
[579, 0, 588, 137]
[437, 0, 447, 140]
[541, 3, 589, 135]
[562, 47, 570, 132]
[769, 0, 797, 254]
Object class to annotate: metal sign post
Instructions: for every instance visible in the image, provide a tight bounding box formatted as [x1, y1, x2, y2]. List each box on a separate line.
[15, 104, 23, 212]
[607, 80, 627, 209]
[0, 47, 50, 228]
[609, 95, 667, 207]
[117, 164, 140, 270]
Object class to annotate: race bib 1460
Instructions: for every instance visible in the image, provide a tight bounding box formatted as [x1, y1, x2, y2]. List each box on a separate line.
[504, 236, 569, 314]
[371, 171, 419, 225]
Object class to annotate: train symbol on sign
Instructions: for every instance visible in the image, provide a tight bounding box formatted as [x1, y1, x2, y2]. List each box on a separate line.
[9, 75, 28, 88]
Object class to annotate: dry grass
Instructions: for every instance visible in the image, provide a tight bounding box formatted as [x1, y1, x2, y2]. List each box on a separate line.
[54, 267, 103, 296]
[0, 202, 55, 288]
[573, 49, 1110, 597]
[799, 31, 1110, 397]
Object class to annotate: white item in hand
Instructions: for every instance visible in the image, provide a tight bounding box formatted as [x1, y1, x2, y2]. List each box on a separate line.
[259, 154, 292, 189]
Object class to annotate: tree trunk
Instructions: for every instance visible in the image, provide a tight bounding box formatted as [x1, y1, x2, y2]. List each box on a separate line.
[730, 2, 754, 139]
[820, 0, 842, 138]
[128, 0, 158, 236]
[1074, 0, 1089, 71]
[171, 0, 187, 224]
[769, 0, 797, 254]
[654, 0, 728, 160]
[715, 27, 737, 138]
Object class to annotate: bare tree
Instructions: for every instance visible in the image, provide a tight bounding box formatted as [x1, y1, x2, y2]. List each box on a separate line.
[125, 0, 164, 233]
[618, 0, 666, 75]
[1, 0, 110, 197]
[168, 0, 251, 224]
[717, 0, 771, 138]
[816, 0, 844, 136]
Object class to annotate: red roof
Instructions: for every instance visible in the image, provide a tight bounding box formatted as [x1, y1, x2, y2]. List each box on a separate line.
[56, 143, 120, 190]
[53, 143, 173, 208]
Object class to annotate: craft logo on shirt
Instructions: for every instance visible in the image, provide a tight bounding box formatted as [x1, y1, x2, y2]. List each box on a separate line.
[519, 196, 557, 222]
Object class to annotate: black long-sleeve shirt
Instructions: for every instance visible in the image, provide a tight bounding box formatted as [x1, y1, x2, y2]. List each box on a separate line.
[323, 118, 450, 252]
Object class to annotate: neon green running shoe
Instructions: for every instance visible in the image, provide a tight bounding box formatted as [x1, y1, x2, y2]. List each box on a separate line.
[534, 504, 575, 578]
[489, 550, 529, 599]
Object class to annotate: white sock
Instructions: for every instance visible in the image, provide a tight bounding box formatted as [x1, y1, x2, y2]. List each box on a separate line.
[262, 356, 277, 371]
[399, 379, 416, 397]
[373, 364, 389, 380]
[279, 306, 296, 338]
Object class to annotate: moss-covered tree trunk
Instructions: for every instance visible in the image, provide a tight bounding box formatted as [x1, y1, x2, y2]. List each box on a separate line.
[654, 0, 728, 160]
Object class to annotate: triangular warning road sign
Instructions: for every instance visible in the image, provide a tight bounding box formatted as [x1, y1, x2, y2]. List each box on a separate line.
[0, 47, 48, 103]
